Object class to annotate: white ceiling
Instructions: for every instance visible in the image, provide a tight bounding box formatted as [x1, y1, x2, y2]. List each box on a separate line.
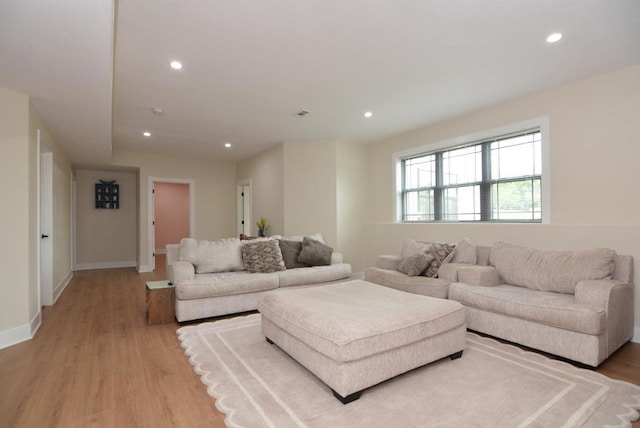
[2, 1, 640, 166]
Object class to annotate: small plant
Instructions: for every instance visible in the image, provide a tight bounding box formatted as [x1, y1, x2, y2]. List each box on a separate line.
[256, 217, 270, 236]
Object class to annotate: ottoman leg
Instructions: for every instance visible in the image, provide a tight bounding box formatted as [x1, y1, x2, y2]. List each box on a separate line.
[332, 389, 361, 404]
[450, 350, 463, 360]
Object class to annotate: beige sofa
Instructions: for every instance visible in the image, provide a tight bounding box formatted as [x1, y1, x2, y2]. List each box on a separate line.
[366, 239, 634, 367]
[364, 238, 486, 298]
[167, 235, 352, 322]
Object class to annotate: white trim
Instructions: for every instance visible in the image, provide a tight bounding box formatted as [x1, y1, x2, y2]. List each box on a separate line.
[147, 177, 195, 272]
[74, 261, 137, 271]
[30, 311, 42, 338]
[137, 264, 153, 273]
[393, 116, 551, 224]
[633, 327, 640, 344]
[53, 270, 73, 303]
[155, 249, 167, 255]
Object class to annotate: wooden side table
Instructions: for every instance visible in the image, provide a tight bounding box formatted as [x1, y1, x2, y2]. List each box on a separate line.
[146, 280, 175, 325]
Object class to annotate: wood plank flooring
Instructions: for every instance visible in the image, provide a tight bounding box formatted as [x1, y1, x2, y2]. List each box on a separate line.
[1, 261, 639, 427]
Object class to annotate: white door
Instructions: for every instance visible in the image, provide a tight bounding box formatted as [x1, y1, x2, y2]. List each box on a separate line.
[39, 135, 54, 306]
[237, 180, 252, 235]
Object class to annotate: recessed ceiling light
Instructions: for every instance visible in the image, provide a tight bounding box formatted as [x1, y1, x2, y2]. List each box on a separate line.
[364, 111, 373, 118]
[170, 60, 183, 70]
[546, 33, 562, 43]
[224, 143, 232, 148]
[143, 131, 151, 137]
[151, 107, 164, 115]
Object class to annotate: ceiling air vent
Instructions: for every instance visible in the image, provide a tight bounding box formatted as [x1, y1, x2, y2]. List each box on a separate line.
[294, 110, 311, 118]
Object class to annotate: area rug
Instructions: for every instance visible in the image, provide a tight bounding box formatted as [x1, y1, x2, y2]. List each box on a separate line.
[177, 314, 640, 428]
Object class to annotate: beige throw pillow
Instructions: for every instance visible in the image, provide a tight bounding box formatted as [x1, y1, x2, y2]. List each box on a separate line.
[398, 253, 435, 276]
[241, 240, 286, 273]
[423, 243, 456, 277]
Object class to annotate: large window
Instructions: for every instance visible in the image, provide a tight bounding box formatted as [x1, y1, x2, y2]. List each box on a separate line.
[401, 129, 543, 222]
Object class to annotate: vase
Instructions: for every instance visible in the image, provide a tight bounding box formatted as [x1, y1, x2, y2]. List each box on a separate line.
[257, 230, 264, 237]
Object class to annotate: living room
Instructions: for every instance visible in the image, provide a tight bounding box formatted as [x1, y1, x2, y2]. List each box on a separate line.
[1, 1, 639, 426]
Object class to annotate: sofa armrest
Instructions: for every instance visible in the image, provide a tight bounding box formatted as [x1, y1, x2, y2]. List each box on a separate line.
[456, 266, 501, 287]
[575, 279, 634, 355]
[166, 243, 181, 268]
[376, 255, 401, 271]
[331, 252, 344, 264]
[438, 263, 472, 281]
[574, 279, 631, 308]
[168, 260, 195, 285]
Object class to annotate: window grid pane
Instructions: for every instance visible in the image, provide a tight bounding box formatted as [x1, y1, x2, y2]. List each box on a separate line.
[442, 186, 481, 221]
[400, 129, 542, 223]
[404, 155, 435, 190]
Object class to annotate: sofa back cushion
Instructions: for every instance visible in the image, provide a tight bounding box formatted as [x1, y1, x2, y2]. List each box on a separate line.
[179, 238, 245, 274]
[489, 242, 616, 294]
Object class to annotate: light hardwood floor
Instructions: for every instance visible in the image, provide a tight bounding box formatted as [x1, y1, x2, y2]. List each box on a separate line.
[1, 261, 639, 427]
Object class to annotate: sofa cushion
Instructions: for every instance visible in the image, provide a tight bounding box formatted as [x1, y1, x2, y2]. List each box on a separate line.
[276, 264, 352, 287]
[298, 237, 333, 266]
[179, 238, 245, 274]
[423, 243, 456, 278]
[448, 282, 606, 335]
[278, 239, 309, 269]
[364, 267, 450, 299]
[241, 240, 286, 273]
[175, 271, 279, 300]
[398, 253, 435, 276]
[489, 242, 616, 294]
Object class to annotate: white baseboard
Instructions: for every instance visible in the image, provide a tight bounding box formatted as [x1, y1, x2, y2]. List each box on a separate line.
[74, 261, 137, 271]
[137, 264, 153, 273]
[633, 327, 640, 344]
[0, 314, 38, 350]
[30, 311, 42, 338]
[53, 270, 73, 303]
[155, 249, 167, 255]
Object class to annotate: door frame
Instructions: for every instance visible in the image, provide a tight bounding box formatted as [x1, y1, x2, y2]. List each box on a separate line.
[147, 177, 195, 271]
[37, 130, 54, 307]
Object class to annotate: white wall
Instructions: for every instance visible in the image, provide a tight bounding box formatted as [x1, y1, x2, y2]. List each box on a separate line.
[75, 169, 137, 269]
[236, 144, 284, 236]
[111, 151, 237, 270]
[283, 140, 338, 247]
[0, 87, 73, 349]
[0, 88, 30, 337]
[363, 65, 640, 339]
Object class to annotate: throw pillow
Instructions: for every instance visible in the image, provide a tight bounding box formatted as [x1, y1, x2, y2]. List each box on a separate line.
[241, 240, 286, 273]
[398, 253, 435, 277]
[297, 237, 333, 266]
[278, 239, 310, 269]
[400, 239, 432, 259]
[423, 242, 456, 277]
[442, 238, 477, 265]
[179, 237, 245, 274]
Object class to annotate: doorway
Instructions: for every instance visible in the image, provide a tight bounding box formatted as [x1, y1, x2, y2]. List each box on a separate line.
[148, 177, 195, 271]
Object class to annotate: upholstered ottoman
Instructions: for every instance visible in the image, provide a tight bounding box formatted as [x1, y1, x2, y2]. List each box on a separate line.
[258, 280, 466, 403]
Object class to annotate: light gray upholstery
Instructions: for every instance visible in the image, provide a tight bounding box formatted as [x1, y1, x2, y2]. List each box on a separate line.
[167, 240, 352, 322]
[259, 281, 466, 398]
[448, 243, 634, 367]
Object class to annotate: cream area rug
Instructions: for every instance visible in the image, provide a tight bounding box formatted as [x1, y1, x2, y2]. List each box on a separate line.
[177, 314, 640, 428]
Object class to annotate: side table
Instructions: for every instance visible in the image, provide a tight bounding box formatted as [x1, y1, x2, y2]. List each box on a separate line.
[146, 280, 175, 325]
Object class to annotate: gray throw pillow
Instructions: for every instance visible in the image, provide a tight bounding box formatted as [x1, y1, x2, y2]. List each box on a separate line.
[297, 237, 333, 266]
[398, 253, 435, 277]
[241, 240, 286, 273]
[423, 243, 456, 277]
[278, 239, 310, 269]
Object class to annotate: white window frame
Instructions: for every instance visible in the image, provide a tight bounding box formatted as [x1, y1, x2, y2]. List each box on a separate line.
[393, 117, 551, 224]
